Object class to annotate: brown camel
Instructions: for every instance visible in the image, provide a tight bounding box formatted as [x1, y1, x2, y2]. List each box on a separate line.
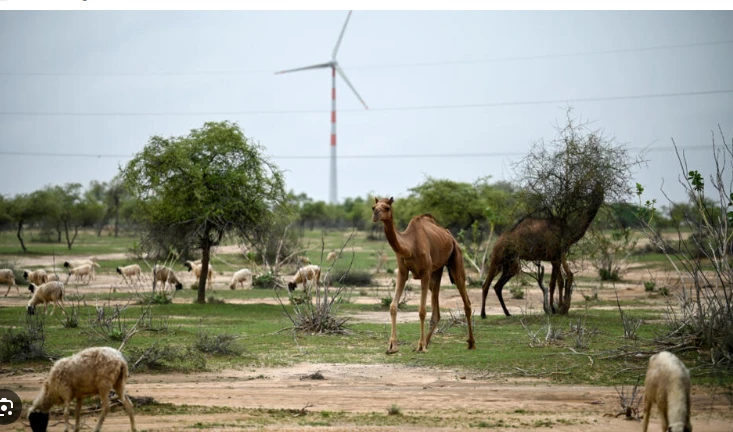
[480, 188, 604, 317]
[372, 197, 475, 354]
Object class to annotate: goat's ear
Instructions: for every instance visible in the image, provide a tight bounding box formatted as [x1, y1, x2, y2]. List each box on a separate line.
[388, 197, 394, 205]
[374, 197, 379, 204]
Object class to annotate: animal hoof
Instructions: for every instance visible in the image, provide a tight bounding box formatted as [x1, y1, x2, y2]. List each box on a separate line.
[386, 348, 399, 355]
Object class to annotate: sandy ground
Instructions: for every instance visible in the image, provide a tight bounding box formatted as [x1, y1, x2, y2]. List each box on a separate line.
[2, 252, 731, 431]
[3, 363, 731, 431]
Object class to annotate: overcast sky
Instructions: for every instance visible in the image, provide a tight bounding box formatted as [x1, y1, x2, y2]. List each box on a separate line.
[0, 10, 731, 207]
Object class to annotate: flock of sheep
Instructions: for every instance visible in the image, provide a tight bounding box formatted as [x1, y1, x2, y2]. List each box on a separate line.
[3, 251, 692, 432]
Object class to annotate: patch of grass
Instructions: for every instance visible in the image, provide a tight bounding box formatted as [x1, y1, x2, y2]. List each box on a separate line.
[0, 313, 49, 363]
[386, 404, 402, 416]
[509, 285, 525, 300]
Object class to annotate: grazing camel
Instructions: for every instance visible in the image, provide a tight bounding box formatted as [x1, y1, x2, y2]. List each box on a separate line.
[372, 197, 475, 354]
[480, 186, 604, 317]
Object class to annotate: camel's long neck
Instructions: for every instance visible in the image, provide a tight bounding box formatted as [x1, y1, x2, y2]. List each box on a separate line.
[382, 217, 410, 256]
[568, 189, 604, 245]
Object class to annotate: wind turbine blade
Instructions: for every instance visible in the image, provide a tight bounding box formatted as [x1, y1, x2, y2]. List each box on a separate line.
[331, 10, 353, 60]
[275, 62, 332, 74]
[336, 66, 368, 110]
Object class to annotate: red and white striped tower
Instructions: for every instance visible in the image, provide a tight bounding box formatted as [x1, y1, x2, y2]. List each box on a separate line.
[275, 11, 368, 204]
[329, 65, 338, 204]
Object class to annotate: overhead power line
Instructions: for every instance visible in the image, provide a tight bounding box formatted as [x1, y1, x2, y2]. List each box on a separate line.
[1, 89, 731, 117]
[1, 39, 730, 77]
[0, 145, 713, 160]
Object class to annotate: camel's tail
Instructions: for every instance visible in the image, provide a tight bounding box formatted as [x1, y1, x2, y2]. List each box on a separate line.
[446, 238, 465, 286]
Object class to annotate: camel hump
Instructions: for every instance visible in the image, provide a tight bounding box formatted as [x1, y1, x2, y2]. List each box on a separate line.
[417, 213, 437, 223]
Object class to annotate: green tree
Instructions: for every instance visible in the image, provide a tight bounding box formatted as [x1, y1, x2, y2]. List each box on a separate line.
[122, 121, 286, 304]
[7, 194, 35, 252]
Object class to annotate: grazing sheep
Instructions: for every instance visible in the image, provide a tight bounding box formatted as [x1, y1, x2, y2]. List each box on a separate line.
[229, 268, 253, 290]
[46, 272, 61, 282]
[298, 255, 311, 265]
[28, 346, 136, 432]
[116, 264, 144, 284]
[63, 258, 100, 280]
[23, 269, 48, 286]
[288, 264, 321, 291]
[1, 268, 20, 297]
[27, 281, 65, 316]
[326, 251, 338, 262]
[184, 260, 214, 289]
[152, 265, 183, 291]
[67, 264, 94, 284]
[642, 351, 692, 432]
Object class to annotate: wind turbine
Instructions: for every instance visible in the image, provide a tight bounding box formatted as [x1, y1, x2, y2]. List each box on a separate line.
[276, 10, 368, 204]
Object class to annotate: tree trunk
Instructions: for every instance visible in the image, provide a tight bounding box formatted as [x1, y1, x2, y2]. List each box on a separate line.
[197, 235, 211, 304]
[16, 220, 27, 252]
[114, 196, 120, 238]
[64, 220, 79, 250]
[96, 210, 112, 237]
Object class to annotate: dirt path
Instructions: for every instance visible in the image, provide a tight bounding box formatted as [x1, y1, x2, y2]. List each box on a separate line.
[4, 363, 731, 431]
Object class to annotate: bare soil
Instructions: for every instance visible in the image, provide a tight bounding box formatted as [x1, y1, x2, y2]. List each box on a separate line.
[4, 363, 731, 431]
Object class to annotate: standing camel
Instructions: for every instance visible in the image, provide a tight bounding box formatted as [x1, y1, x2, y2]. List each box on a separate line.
[372, 197, 475, 354]
[480, 188, 604, 317]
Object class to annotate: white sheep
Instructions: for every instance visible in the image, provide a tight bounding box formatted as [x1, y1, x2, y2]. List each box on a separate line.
[298, 255, 311, 265]
[288, 264, 321, 291]
[1, 268, 20, 297]
[23, 269, 48, 286]
[28, 346, 136, 432]
[116, 264, 144, 284]
[63, 258, 100, 280]
[46, 271, 62, 282]
[326, 251, 338, 262]
[67, 264, 94, 284]
[229, 268, 253, 290]
[152, 265, 183, 291]
[642, 351, 692, 432]
[184, 260, 214, 289]
[27, 281, 65, 316]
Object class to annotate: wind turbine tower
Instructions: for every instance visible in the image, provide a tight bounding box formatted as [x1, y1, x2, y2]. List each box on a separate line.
[276, 11, 368, 204]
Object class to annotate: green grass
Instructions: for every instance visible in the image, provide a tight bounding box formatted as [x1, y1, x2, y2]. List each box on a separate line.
[1, 228, 730, 391]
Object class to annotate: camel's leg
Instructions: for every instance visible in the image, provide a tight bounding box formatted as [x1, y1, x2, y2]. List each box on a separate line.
[480, 264, 499, 319]
[387, 269, 408, 354]
[494, 260, 519, 317]
[74, 398, 82, 432]
[425, 268, 444, 347]
[93, 388, 111, 432]
[416, 275, 431, 352]
[114, 380, 137, 432]
[549, 262, 563, 314]
[453, 272, 475, 349]
[561, 257, 573, 311]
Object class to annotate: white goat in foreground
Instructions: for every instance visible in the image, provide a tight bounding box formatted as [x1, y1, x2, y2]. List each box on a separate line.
[27, 281, 65, 316]
[642, 351, 692, 432]
[288, 264, 321, 291]
[1, 268, 19, 297]
[184, 260, 214, 289]
[28, 346, 137, 432]
[229, 268, 253, 290]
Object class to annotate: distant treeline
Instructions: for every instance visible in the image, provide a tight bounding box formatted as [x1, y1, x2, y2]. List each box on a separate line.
[0, 175, 706, 252]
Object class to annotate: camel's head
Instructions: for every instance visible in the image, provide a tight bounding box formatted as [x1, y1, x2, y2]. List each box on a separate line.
[372, 197, 394, 223]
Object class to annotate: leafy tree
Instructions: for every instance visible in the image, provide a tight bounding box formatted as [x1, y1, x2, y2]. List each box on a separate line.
[122, 121, 286, 304]
[516, 109, 638, 313]
[6, 194, 34, 252]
